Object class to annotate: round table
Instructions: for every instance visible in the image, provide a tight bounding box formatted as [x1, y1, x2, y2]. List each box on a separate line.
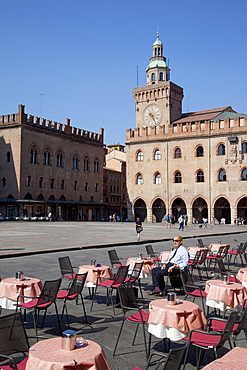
[205, 279, 247, 311]
[126, 257, 156, 278]
[26, 337, 110, 370]
[78, 265, 112, 287]
[236, 268, 247, 288]
[208, 243, 227, 252]
[187, 246, 208, 257]
[0, 277, 42, 309]
[148, 299, 206, 341]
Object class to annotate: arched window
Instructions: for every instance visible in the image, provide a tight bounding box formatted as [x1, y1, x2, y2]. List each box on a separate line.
[174, 147, 182, 158]
[136, 150, 144, 161]
[94, 158, 100, 173]
[241, 168, 247, 181]
[84, 155, 89, 171]
[159, 72, 164, 81]
[154, 149, 161, 160]
[95, 183, 99, 192]
[73, 153, 78, 170]
[6, 151, 11, 162]
[84, 182, 88, 191]
[44, 148, 51, 165]
[30, 145, 37, 164]
[136, 173, 144, 185]
[1, 177, 6, 186]
[196, 170, 204, 182]
[151, 73, 155, 81]
[154, 173, 162, 184]
[174, 171, 182, 183]
[242, 142, 247, 154]
[196, 146, 204, 157]
[218, 169, 226, 181]
[217, 144, 225, 156]
[56, 151, 63, 167]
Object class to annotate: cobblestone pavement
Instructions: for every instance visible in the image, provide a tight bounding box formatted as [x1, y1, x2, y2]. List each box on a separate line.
[0, 221, 247, 369]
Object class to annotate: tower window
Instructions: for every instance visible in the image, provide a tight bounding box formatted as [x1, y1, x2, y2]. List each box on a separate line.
[73, 153, 79, 170]
[196, 170, 204, 182]
[159, 72, 164, 81]
[154, 149, 161, 160]
[136, 173, 144, 185]
[196, 146, 204, 157]
[151, 73, 156, 82]
[174, 171, 182, 183]
[154, 173, 162, 184]
[136, 150, 144, 161]
[57, 151, 63, 167]
[26, 176, 31, 187]
[174, 147, 182, 158]
[217, 144, 225, 156]
[218, 169, 226, 182]
[30, 146, 37, 164]
[241, 168, 247, 181]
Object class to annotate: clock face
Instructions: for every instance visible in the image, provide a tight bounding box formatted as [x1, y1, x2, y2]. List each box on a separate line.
[143, 105, 162, 126]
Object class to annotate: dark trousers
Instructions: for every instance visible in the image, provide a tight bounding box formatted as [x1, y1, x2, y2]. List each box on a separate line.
[151, 263, 180, 291]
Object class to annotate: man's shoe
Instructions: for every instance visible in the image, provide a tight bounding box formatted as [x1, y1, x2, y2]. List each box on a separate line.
[154, 291, 164, 297]
[148, 290, 159, 296]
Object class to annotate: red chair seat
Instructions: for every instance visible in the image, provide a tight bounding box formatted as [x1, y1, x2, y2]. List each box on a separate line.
[63, 274, 77, 279]
[131, 368, 142, 370]
[228, 251, 239, 255]
[188, 289, 207, 297]
[18, 299, 38, 309]
[190, 331, 222, 347]
[126, 310, 149, 323]
[57, 290, 69, 299]
[1, 356, 28, 370]
[229, 276, 240, 282]
[206, 319, 238, 333]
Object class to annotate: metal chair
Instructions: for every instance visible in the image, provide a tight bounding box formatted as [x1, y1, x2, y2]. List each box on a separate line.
[227, 243, 244, 267]
[145, 245, 161, 266]
[125, 261, 144, 298]
[58, 256, 77, 280]
[205, 305, 247, 347]
[108, 249, 125, 270]
[56, 273, 88, 327]
[182, 309, 238, 369]
[131, 341, 189, 370]
[217, 258, 240, 282]
[180, 267, 207, 315]
[15, 278, 62, 334]
[206, 245, 225, 271]
[0, 312, 49, 369]
[113, 284, 150, 360]
[90, 265, 129, 315]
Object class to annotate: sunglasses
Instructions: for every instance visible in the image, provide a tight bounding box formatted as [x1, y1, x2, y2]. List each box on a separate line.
[173, 239, 182, 242]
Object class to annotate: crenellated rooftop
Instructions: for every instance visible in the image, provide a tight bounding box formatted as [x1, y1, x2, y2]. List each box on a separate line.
[0, 105, 104, 144]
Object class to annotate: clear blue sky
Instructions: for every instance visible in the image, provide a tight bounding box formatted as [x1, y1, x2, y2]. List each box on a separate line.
[1, 0, 246, 146]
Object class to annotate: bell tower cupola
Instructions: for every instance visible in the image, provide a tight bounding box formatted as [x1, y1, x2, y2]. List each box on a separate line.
[146, 33, 171, 85]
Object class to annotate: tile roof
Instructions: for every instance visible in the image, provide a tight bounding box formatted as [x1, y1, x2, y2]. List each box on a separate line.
[172, 106, 235, 124]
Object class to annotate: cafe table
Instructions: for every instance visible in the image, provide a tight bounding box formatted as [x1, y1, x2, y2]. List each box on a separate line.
[0, 277, 42, 309]
[187, 246, 208, 257]
[236, 267, 247, 288]
[202, 347, 247, 370]
[78, 265, 113, 287]
[148, 299, 206, 341]
[126, 257, 156, 278]
[205, 279, 247, 311]
[26, 337, 110, 370]
[208, 243, 227, 252]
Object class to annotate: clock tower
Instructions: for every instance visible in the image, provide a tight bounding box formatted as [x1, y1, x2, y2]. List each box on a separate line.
[133, 34, 184, 130]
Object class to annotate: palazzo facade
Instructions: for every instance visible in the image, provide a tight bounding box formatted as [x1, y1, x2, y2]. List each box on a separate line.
[126, 35, 247, 224]
[0, 104, 104, 220]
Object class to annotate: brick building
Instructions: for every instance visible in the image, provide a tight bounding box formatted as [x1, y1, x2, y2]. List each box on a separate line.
[0, 104, 104, 220]
[126, 35, 247, 224]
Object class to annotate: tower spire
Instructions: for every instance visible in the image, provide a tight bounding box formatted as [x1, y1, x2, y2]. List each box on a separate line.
[146, 34, 170, 85]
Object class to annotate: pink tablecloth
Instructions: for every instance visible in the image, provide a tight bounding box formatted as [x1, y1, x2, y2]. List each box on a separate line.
[126, 257, 155, 276]
[159, 251, 170, 262]
[236, 268, 247, 282]
[0, 277, 42, 301]
[202, 347, 247, 370]
[148, 299, 206, 333]
[26, 337, 110, 370]
[205, 279, 247, 308]
[208, 243, 227, 252]
[78, 265, 112, 284]
[187, 247, 207, 256]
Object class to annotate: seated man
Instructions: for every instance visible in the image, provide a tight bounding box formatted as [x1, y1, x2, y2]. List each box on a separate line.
[149, 236, 189, 296]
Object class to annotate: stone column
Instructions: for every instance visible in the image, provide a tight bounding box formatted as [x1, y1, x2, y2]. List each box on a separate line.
[231, 207, 237, 225]
[146, 207, 153, 222]
[187, 207, 193, 224]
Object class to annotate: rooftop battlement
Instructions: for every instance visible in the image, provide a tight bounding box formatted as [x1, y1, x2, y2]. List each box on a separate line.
[0, 105, 104, 144]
